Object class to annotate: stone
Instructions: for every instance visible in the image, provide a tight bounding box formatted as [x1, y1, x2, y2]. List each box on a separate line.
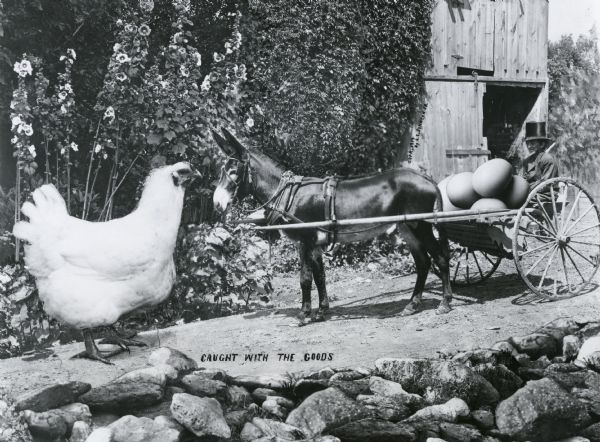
[114, 366, 170, 388]
[180, 374, 228, 401]
[164, 386, 185, 401]
[404, 398, 469, 423]
[147, 347, 197, 375]
[154, 415, 183, 432]
[564, 335, 583, 361]
[23, 409, 67, 440]
[240, 421, 263, 442]
[15, 381, 91, 412]
[293, 378, 329, 397]
[329, 377, 370, 398]
[491, 340, 518, 355]
[86, 428, 113, 442]
[79, 380, 163, 412]
[474, 363, 523, 399]
[495, 377, 592, 441]
[241, 417, 305, 441]
[368, 377, 423, 411]
[556, 438, 591, 442]
[470, 409, 495, 430]
[108, 415, 180, 442]
[375, 358, 499, 407]
[170, 393, 231, 438]
[91, 412, 119, 428]
[69, 420, 92, 442]
[439, 422, 483, 442]
[262, 398, 289, 419]
[329, 418, 417, 442]
[252, 387, 279, 403]
[225, 409, 252, 433]
[518, 367, 546, 381]
[572, 388, 600, 417]
[189, 368, 230, 382]
[581, 422, 600, 442]
[265, 395, 295, 409]
[577, 337, 600, 368]
[318, 367, 336, 379]
[329, 370, 367, 382]
[226, 385, 253, 410]
[452, 349, 503, 367]
[578, 322, 600, 340]
[509, 333, 558, 359]
[286, 387, 371, 437]
[356, 394, 411, 422]
[130, 400, 172, 419]
[232, 374, 289, 390]
[536, 318, 580, 343]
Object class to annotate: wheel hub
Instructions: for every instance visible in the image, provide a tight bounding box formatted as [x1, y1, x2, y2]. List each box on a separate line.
[557, 235, 571, 247]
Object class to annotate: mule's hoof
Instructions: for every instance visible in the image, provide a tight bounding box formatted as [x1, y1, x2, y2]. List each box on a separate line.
[435, 304, 452, 315]
[400, 303, 420, 317]
[296, 312, 310, 327]
[314, 310, 329, 322]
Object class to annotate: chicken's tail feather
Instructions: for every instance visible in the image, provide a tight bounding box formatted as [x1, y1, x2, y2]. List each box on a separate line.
[13, 184, 68, 244]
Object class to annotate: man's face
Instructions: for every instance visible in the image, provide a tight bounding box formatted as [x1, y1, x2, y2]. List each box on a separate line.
[527, 139, 546, 153]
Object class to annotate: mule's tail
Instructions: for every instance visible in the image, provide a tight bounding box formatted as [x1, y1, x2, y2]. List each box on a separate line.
[432, 180, 450, 261]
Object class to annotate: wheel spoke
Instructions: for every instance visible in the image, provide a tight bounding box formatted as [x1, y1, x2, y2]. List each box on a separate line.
[537, 245, 559, 290]
[563, 204, 596, 236]
[570, 223, 600, 238]
[566, 244, 598, 267]
[519, 232, 555, 241]
[523, 215, 557, 238]
[564, 247, 586, 283]
[559, 247, 571, 290]
[453, 249, 463, 283]
[550, 186, 560, 231]
[535, 194, 558, 233]
[519, 241, 554, 257]
[526, 243, 558, 276]
[465, 249, 470, 283]
[561, 189, 583, 234]
[568, 240, 600, 247]
[482, 252, 496, 266]
[472, 252, 485, 279]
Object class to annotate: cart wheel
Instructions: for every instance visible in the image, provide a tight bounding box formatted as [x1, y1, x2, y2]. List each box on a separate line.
[513, 178, 600, 300]
[432, 240, 502, 286]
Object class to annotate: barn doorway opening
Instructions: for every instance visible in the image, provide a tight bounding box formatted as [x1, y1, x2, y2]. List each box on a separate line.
[483, 85, 541, 160]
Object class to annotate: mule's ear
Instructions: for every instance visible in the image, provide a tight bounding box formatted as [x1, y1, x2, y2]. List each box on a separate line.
[222, 128, 247, 158]
[211, 129, 235, 157]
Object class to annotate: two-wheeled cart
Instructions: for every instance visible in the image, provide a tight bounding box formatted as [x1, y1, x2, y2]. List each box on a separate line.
[252, 177, 600, 300]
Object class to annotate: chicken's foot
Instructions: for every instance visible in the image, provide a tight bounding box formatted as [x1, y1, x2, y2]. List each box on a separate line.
[98, 326, 147, 351]
[71, 329, 123, 365]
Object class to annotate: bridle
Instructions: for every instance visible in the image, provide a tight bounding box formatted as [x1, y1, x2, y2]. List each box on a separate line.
[218, 155, 253, 202]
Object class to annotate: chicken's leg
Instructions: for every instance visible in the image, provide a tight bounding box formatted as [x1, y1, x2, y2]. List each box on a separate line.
[71, 329, 123, 365]
[98, 326, 147, 351]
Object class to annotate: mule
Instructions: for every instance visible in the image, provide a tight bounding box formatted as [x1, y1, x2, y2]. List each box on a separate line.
[211, 128, 453, 324]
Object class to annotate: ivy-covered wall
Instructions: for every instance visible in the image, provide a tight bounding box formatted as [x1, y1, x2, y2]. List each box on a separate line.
[240, 0, 434, 176]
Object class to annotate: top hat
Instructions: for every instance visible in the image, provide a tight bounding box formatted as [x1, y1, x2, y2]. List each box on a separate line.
[525, 122, 551, 142]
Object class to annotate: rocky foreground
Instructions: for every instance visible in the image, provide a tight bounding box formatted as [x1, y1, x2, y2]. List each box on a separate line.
[4, 318, 600, 441]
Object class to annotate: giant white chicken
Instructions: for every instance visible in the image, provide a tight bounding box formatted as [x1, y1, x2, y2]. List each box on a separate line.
[13, 162, 198, 363]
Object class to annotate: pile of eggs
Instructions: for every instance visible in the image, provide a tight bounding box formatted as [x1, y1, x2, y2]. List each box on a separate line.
[438, 159, 529, 212]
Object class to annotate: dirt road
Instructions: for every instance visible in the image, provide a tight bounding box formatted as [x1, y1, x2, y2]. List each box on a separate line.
[2, 265, 600, 398]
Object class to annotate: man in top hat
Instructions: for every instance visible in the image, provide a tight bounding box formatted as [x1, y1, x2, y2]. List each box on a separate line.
[522, 121, 559, 189]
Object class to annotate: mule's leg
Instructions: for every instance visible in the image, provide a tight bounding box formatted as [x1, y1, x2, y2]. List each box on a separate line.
[297, 242, 313, 325]
[310, 246, 329, 322]
[419, 223, 453, 314]
[398, 224, 431, 316]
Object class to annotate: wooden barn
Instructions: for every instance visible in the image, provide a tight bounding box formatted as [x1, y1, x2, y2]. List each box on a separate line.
[411, 0, 549, 181]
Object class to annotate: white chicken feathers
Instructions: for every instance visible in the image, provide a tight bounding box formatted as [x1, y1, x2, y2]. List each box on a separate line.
[13, 162, 192, 330]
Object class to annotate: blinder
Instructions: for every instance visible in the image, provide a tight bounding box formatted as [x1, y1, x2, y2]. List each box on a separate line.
[218, 155, 253, 201]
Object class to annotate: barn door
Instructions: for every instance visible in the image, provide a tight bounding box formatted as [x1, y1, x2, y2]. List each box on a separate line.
[445, 0, 496, 74]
